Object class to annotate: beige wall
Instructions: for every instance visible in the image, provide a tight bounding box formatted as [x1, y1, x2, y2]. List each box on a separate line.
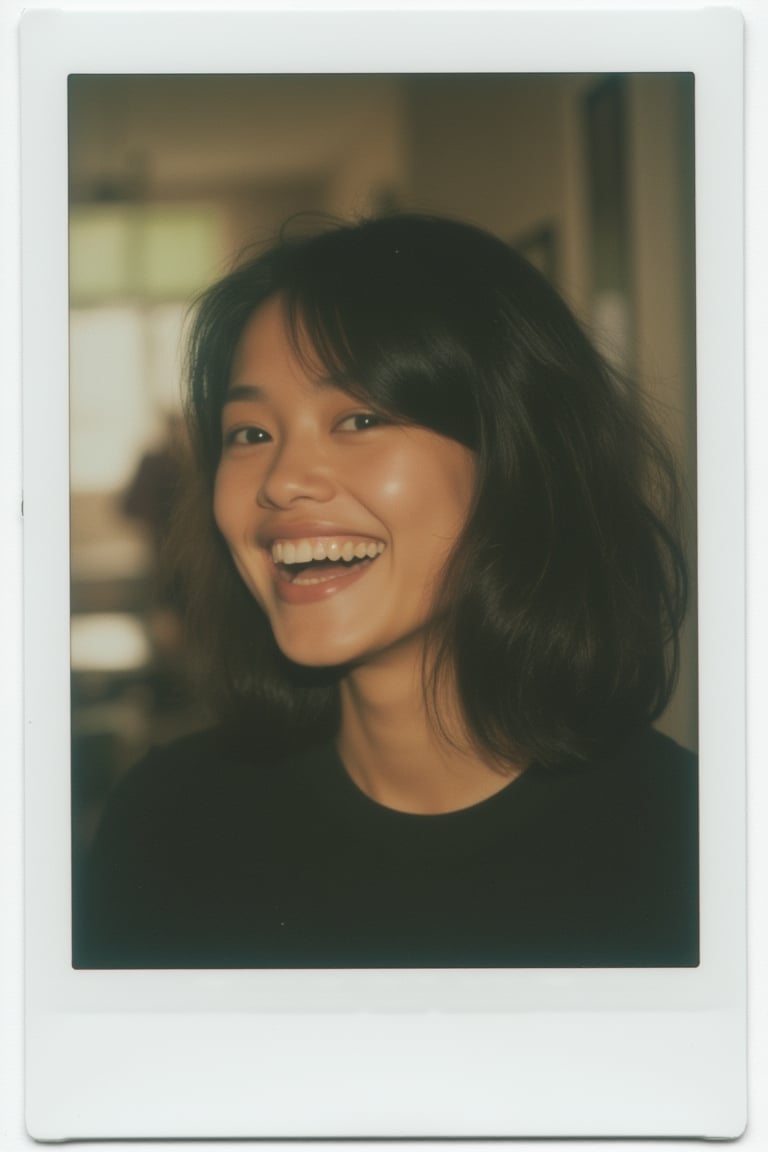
[402, 76, 565, 244]
[627, 74, 697, 748]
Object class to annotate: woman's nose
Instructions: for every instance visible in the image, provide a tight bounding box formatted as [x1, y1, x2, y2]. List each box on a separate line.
[256, 436, 335, 509]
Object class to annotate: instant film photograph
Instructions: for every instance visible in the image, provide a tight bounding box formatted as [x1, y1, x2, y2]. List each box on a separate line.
[68, 69, 699, 972]
[21, 6, 746, 1140]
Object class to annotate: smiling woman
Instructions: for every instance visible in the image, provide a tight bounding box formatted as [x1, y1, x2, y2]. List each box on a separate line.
[213, 296, 476, 677]
[74, 214, 698, 969]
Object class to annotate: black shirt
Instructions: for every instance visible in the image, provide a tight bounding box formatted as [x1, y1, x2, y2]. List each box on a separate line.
[73, 726, 698, 969]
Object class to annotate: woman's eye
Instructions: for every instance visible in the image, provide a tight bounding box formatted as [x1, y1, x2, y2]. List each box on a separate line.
[224, 426, 271, 447]
[336, 412, 387, 433]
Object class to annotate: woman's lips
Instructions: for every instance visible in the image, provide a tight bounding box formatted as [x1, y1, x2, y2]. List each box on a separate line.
[268, 536, 386, 604]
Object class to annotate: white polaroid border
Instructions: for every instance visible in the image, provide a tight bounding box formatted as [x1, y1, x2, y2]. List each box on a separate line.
[21, 6, 745, 1140]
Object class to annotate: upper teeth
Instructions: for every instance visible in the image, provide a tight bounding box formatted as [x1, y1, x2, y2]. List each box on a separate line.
[272, 539, 385, 565]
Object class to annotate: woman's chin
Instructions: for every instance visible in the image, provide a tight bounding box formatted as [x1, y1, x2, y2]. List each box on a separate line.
[274, 624, 426, 676]
[273, 632, 365, 671]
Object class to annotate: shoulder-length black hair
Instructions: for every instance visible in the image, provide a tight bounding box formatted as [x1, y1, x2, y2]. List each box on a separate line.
[177, 212, 688, 768]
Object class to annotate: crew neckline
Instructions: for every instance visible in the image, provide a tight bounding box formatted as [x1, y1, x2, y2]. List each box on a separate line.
[321, 740, 534, 823]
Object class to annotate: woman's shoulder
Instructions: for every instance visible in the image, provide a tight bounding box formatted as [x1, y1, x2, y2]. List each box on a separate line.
[131, 721, 277, 771]
[105, 722, 329, 819]
[521, 726, 698, 897]
[609, 725, 698, 802]
[605, 724, 697, 782]
[136, 723, 257, 770]
[543, 726, 698, 831]
[106, 725, 259, 808]
[535, 725, 696, 789]
[636, 726, 697, 768]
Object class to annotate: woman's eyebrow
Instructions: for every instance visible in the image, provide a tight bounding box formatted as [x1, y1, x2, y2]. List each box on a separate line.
[223, 383, 267, 404]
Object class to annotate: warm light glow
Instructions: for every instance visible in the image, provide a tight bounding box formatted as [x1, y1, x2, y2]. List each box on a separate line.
[70, 613, 152, 673]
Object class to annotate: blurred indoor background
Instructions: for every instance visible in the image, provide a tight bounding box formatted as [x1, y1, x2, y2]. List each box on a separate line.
[68, 73, 696, 856]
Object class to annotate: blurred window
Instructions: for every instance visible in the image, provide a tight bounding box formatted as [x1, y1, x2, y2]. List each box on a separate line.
[69, 203, 222, 494]
[70, 203, 222, 304]
[70, 613, 153, 674]
[70, 306, 149, 492]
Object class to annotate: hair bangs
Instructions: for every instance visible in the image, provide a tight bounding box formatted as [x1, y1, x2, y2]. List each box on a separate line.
[277, 225, 482, 449]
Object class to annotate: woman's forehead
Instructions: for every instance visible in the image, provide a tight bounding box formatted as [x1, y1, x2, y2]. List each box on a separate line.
[225, 310, 355, 417]
[232, 297, 316, 378]
[229, 294, 365, 402]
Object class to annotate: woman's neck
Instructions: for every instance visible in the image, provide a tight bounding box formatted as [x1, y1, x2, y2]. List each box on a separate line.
[336, 647, 522, 815]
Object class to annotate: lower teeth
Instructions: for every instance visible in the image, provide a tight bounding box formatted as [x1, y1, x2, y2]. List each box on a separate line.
[290, 558, 370, 586]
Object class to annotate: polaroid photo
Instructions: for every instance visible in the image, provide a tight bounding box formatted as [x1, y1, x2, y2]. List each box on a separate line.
[21, 5, 746, 1140]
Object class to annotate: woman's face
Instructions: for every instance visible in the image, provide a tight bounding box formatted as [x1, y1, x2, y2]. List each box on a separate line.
[213, 296, 476, 670]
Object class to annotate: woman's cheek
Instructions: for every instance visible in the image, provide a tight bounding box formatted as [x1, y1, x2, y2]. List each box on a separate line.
[355, 448, 416, 508]
[212, 471, 227, 538]
[213, 466, 242, 545]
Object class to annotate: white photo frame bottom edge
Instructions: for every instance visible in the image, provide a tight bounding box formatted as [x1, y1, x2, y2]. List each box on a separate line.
[26, 1005, 746, 1140]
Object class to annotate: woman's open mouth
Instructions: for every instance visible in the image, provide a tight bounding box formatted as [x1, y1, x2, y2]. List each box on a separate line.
[270, 537, 386, 598]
